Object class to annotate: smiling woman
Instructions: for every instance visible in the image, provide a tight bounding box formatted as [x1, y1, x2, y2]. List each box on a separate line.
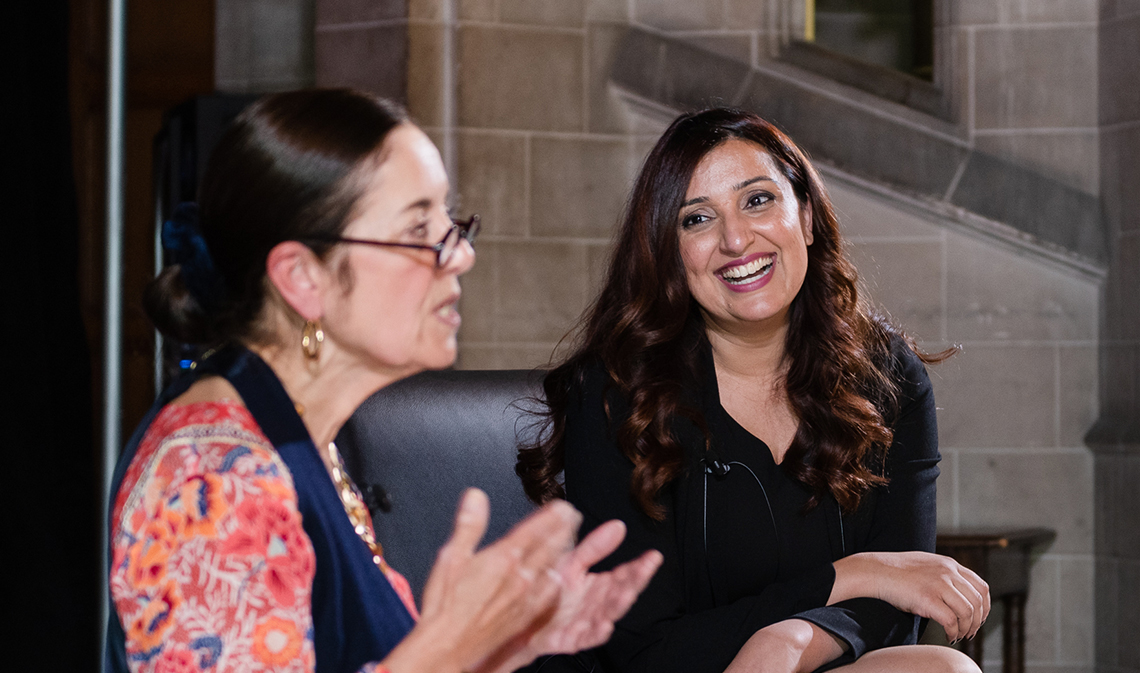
[518, 109, 988, 673]
[107, 89, 662, 673]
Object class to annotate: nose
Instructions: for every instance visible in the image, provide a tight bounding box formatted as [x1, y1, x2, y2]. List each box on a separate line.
[719, 211, 752, 255]
[443, 236, 475, 275]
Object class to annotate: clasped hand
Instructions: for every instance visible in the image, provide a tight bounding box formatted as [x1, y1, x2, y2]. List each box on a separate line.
[388, 489, 662, 673]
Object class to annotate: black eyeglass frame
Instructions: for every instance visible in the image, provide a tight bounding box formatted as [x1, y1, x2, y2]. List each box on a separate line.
[303, 214, 480, 268]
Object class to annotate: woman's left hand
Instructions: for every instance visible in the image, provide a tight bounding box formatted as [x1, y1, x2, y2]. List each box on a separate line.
[476, 520, 664, 673]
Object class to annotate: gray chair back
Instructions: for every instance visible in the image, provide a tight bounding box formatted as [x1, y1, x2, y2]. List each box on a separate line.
[336, 369, 544, 600]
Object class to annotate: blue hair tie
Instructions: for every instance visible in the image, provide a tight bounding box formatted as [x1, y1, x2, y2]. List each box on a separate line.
[162, 202, 224, 311]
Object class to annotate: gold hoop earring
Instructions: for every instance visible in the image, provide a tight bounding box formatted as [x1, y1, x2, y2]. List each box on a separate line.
[301, 319, 324, 360]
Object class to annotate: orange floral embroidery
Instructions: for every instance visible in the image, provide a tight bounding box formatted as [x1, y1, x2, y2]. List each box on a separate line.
[154, 647, 197, 673]
[220, 495, 313, 606]
[176, 473, 227, 538]
[126, 580, 182, 653]
[251, 616, 303, 665]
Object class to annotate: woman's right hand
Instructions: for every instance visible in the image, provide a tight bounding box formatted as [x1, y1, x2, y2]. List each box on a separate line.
[383, 488, 582, 673]
[831, 551, 990, 642]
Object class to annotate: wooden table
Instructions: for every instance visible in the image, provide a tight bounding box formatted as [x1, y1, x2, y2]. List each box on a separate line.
[935, 527, 1056, 673]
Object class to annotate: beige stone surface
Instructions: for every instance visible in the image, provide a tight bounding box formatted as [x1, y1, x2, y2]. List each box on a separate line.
[957, 451, 1093, 553]
[1058, 345, 1098, 447]
[633, 0, 722, 31]
[1059, 558, 1096, 664]
[499, 0, 585, 27]
[828, 180, 943, 240]
[587, 24, 636, 134]
[530, 136, 634, 238]
[494, 241, 592, 342]
[974, 131, 1100, 196]
[459, 0, 496, 22]
[457, 26, 584, 131]
[675, 32, 754, 64]
[973, 25, 1098, 130]
[457, 131, 529, 236]
[935, 345, 1057, 448]
[847, 240, 944, 341]
[458, 241, 496, 342]
[944, 235, 1098, 343]
[315, 24, 407, 99]
[407, 23, 443, 127]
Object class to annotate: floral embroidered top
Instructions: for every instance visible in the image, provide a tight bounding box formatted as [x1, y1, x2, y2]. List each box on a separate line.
[110, 399, 416, 673]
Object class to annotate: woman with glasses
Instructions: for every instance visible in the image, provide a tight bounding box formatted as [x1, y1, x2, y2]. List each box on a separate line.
[517, 108, 988, 673]
[106, 89, 661, 673]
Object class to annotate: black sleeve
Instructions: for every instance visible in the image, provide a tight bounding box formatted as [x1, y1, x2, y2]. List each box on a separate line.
[563, 366, 837, 673]
[793, 340, 941, 668]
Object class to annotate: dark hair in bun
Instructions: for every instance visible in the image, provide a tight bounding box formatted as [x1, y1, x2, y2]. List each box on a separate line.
[144, 89, 407, 345]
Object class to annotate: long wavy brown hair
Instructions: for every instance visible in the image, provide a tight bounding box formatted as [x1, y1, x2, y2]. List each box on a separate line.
[516, 108, 951, 520]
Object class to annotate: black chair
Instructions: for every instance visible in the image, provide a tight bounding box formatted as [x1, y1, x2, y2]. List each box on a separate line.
[337, 368, 602, 672]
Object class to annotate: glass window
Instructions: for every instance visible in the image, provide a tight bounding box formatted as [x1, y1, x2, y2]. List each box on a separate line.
[807, 0, 934, 80]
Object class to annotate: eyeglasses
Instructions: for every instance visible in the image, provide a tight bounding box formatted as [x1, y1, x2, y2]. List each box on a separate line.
[306, 215, 480, 268]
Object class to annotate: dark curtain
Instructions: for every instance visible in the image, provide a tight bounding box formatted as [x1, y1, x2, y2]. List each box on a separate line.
[1, 1, 100, 669]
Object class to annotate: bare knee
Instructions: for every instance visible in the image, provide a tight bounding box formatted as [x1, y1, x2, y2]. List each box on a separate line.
[842, 645, 981, 673]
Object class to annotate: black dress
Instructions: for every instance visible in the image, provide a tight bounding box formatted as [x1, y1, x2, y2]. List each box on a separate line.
[561, 336, 939, 673]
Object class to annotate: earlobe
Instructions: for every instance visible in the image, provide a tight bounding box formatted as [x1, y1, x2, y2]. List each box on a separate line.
[265, 241, 327, 321]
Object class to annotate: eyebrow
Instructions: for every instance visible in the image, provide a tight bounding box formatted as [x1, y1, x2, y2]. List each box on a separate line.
[680, 175, 775, 208]
[402, 198, 433, 214]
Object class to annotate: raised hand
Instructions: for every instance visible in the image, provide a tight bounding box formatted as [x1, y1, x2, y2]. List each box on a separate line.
[482, 519, 663, 673]
[385, 489, 582, 673]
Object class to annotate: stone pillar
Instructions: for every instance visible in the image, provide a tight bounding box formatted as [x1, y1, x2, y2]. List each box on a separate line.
[314, 0, 408, 102]
[1092, 3, 1140, 672]
[216, 0, 315, 92]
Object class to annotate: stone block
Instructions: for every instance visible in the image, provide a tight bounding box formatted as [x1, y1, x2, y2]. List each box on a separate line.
[950, 151, 1104, 262]
[677, 33, 754, 65]
[998, 0, 1097, 24]
[1100, 126, 1140, 235]
[457, 240, 496, 342]
[633, 0, 722, 31]
[943, 0, 1000, 26]
[217, 0, 315, 91]
[495, 241, 592, 342]
[407, 23, 443, 127]
[847, 240, 943, 342]
[458, 0, 495, 21]
[456, 131, 528, 236]
[1121, 560, 1140, 668]
[587, 24, 635, 134]
[457, 26, 584, 132]
[500, 0, 585, 27]
[1023, 556, 1057, 664]
[735, 70, 968, 197]
[1095, 557, 1120, 668]
[1105, 236, 1140, 341]
[408, 0, 442, 21]
[611, 28, 752, 112]
[957, 451, 1092, 553]
[1099, 12, 1140, 126]
[973, 131, 1099, 196]
[1058, 558, 1095, 664]
[1058, 346, 1098, 448]
[1097, 343, 1139, 431]
[586, 0, 628, 23]
[724, 0, 773, 28]
[1101, 0, 1140, 21]
[456, 344, 561, 370]
[944, 234, 1099, 342]
[315, 25, 407, 100]
[1096, 454, 1140, 558]
[973, 26, 1098, 130]
[530, 136, 633, 238]
[827, 180, 943, 240]
[316, 0, 406, 25]
[934, 345, 1056, 448]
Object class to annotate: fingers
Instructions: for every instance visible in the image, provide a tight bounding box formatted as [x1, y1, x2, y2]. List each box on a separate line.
[564, 520, 627, 575]
[447, 488, 492, 557]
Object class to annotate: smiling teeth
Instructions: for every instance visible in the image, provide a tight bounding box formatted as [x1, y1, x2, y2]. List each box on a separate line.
[721, 256, 774, 283]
